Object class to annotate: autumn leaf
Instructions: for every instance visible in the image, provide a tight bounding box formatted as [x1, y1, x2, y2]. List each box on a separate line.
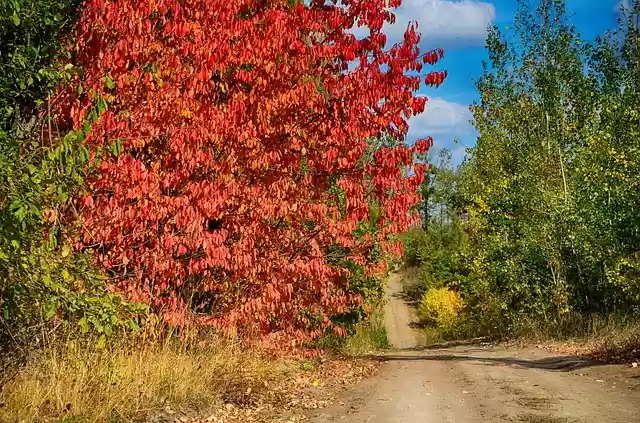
[60, 0, 439, 347]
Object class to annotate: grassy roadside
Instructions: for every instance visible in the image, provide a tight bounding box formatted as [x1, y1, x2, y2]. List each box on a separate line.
[0, 311, 388, 423]
[340, 307, 389, 357]
[1, 335, 288, 423]
[507, 314, 640, 363]
[398, 267, 640, 363]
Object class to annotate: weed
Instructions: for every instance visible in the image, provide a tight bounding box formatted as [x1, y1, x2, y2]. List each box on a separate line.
[340, 307, 389, 356]
[0, 335, 286, 423]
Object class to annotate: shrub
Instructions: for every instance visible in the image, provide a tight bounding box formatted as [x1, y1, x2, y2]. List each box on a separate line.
[0, 0, 82, 129]
[1, 0, 145, 369]
[58, 0, 447, 345]
[418, 287, 463, 330]
[401, 228, 430, 267]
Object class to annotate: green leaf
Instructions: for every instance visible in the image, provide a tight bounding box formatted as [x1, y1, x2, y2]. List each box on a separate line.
[45, 302, 57, 319]
[96, 97, 108, 114]
[105, 75, 115, 90]
[58, 185, 69, 202]
[78, 317, 89, 334]
[29, 203, 41, 217]
[61, 245, 71, 258]
[111, 138, 123, 156]
[128, 319, 141, 332]
[78, 146, 90, 164]
[96, 334, 107, 349]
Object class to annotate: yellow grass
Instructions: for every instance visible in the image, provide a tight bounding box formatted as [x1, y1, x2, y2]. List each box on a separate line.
[0, 336, 288, 423]
[516, 312, 640, 361]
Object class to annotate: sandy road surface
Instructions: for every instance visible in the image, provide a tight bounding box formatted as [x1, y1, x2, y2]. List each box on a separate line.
[310, 273, 640, 423]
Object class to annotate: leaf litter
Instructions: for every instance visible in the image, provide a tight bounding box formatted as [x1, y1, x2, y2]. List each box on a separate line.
[146, 358, 379, 423]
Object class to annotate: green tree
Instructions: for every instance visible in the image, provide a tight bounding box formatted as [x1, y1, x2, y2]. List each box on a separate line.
[569, 1, 640, 310]
[405, 0, 640, 339]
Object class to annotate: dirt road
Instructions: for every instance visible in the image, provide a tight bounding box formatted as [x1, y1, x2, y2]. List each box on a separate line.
[310, 273, 640, 423]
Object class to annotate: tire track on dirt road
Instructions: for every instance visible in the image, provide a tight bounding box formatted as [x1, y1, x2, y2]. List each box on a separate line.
[309, 273, 640, 423]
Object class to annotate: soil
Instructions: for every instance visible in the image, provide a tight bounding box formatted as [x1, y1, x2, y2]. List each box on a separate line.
[307, 273, 640, 423]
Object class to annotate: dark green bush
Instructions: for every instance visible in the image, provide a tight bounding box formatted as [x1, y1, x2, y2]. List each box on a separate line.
[404, 1, 640, 343]
[0, 0, 146, 372]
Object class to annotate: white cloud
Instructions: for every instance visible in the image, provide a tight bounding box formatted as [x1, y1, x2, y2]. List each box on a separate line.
[407, 97, 475, 165]
[383, 0, 496, 49]
[449, 143, 471, 164]
[408, 97, 474, 137]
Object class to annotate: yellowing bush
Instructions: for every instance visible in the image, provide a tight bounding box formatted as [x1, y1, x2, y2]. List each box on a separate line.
[419, 288, 463, 329]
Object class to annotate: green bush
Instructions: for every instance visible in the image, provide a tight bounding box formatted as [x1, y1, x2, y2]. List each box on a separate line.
[0, 0, 82, 129]
[402, 217, 470, 297]
[0, 115, 148, 351]
[401, 228, 429, 268]
[405, 1, 640, 343]
[0, 0, 146, 368]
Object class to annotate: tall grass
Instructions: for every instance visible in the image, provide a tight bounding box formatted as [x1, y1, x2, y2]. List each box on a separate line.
[340, 307, 389, 356]
[0, 310, 393, 423]
[299, 307, 390, 356]
[0, 334, 288, 423]
[512, 312, 640, 359]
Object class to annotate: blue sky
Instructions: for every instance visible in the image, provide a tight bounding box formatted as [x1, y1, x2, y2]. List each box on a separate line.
[386, 0, 629, 164]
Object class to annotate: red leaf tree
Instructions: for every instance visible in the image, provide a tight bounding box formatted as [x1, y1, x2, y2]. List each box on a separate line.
[60, 0, 446, 345]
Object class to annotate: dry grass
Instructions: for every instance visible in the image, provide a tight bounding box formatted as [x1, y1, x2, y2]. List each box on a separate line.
[0, 335, 289, 423]
[0, 316, 390, 423]
[513, 313, 640, 362]
[340, 307, 389, 356]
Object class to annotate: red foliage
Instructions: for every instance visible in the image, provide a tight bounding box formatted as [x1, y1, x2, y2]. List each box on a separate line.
[60, 0, 445, 345]
[422, 48, 444, 65]
[425, 70, 448, 87]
